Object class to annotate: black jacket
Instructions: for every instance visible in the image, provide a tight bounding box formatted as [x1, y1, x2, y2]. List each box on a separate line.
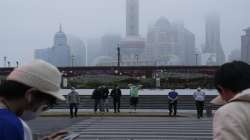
[91, 88, 102, 100]
[111, 88, 122, 100]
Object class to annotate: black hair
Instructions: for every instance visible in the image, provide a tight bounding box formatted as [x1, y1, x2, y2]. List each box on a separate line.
[0, 80, 31, 99]
[214, 61, 250, 93]
[30, 90, 57, 108]
[0, 80, 56, 106]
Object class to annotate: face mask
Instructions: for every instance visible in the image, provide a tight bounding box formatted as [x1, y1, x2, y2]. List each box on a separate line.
[20, 105, 48, 121]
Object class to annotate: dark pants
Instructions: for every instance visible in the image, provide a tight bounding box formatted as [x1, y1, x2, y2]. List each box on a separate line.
[195, 101, 204, 119]
[169, 100, 177, 116]
[94, 99, 101, 112]
[113, 99, 120, 113]
[69, 103, 78, 118]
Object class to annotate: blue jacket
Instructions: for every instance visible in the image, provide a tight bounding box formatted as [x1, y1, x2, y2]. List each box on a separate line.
[0, 109, 24, 140]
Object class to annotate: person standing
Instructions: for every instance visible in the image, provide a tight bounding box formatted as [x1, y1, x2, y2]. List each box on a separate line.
[91, 86, 102, 113]
[128, 84, 142, 112]
[193, 87, 206, 119]
[0, 60, 68, 140]
[67, 87, 80, 118]
[168, 89, 178, 116]
[110, 85, 122, 113]
[101, 85, 110, 112]
[211, 61, 250, 140]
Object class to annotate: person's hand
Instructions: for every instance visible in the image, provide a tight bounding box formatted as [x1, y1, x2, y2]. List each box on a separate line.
[41, 130, 68, 140]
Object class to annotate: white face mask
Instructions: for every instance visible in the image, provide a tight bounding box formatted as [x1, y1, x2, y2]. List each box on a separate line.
[20, 105, 48, 121]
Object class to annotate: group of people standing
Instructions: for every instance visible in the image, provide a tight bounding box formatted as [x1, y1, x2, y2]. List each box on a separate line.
[68, 84, 207, 118]
[92, 85, 122, 113]
[66, 83, 142, 117]
[91, 84, 142, 113]
[168, 87, 206, 118]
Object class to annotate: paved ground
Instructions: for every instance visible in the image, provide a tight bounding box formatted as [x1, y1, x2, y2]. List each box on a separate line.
[28, 115, 213, 140]
[27, 117, 87, 139]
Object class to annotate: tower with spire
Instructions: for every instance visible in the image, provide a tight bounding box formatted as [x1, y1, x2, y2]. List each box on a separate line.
[119, 0, 145, 66]
[34, 25, 71, 67]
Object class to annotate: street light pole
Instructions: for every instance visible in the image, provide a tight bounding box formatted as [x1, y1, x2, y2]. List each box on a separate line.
[71, 55, 75, 67]
[135, 54, 139, 65]
[16, 61, 19, 68]
[3, 56, 7, 67]
[7, 61, 10, 67]
[117, 45, 120, 67]
[194, 53, 199, 65]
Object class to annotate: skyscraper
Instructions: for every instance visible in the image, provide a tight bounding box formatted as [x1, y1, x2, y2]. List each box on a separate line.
[67, 35, 87, 66]
[203, 13, 225, 65]
[146, 17, 196, 65]
[241, 27, 250, 64]
[34, 25, 71, 67]
[120, 0, 145, 66]
[126, 0, 139, 36]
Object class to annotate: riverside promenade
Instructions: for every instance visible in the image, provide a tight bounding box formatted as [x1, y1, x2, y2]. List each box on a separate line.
[28, 89, 217, 140]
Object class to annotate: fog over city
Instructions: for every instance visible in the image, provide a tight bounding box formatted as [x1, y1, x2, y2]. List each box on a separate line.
[0, 0, 249, 65]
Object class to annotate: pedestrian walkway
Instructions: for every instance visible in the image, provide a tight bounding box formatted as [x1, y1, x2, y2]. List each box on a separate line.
[42, 109, 208, 118]
[67, 117, 213, 140]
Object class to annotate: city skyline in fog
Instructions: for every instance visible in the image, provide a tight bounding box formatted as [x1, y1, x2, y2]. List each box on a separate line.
[0, 0, 250, 65]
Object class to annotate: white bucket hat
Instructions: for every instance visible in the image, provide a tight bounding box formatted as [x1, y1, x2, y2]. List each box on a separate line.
[210, 95, 226, 105]
[7, 60, 65, 101]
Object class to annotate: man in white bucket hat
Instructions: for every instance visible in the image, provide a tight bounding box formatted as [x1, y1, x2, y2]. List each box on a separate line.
[212, 61, 250, 140]
[0, 60, 68, 140]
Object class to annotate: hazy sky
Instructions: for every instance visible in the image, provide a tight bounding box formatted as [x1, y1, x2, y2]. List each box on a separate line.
[0, 0, 249, 65]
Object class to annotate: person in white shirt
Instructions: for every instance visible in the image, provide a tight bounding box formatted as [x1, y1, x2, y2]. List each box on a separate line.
[193, 87, 206, 119]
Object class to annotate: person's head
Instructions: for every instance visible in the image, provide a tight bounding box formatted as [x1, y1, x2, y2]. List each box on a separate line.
[197, 87, 201, 92]
[71, 87, 75, 91]
[214, 61, 250, 102]
[0, 60, 65, 120]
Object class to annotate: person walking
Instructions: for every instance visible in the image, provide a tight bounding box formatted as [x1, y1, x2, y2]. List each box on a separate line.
[168, 89, 178, 116]
[67, 87, 80, 118]
[91, 86, 102, 113]
[193, 87, 206, 119]
[128, 84, 142, 112]
[211, 61, 250, 140]
[110, 85, 122, 113]
[0, 60, 68, 140]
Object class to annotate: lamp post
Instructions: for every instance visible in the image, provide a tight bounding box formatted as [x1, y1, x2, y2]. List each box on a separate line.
[117, 45, 120, 67]
[16, 61, 19, 68]
[71, 55, 75, 67]
[194, 53, 199, 65]
[135, 54, 139, 65]
[3, 56, 7, 67]
[7, 61, 10, 67]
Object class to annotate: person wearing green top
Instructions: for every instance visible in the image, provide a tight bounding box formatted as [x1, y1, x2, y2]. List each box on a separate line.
[128, 84, 142, 112]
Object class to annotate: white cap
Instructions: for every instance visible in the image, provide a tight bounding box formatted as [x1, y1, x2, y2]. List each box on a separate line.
[7, 60, 65, 101]
[210, 95, 226, 105]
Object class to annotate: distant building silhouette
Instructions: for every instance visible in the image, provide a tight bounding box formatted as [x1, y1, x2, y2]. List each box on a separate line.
[119, 0, 145, 66]
[228, 49, 241, 62]
[67, 35, 87, 66]
[146, 17, 196, 65]
[241, 27, 250, 64]
[34, 25, 71, 67]
[101, 34, 121, 58]
[86, 38, 102, 66]
[203, 13, 225, 65]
